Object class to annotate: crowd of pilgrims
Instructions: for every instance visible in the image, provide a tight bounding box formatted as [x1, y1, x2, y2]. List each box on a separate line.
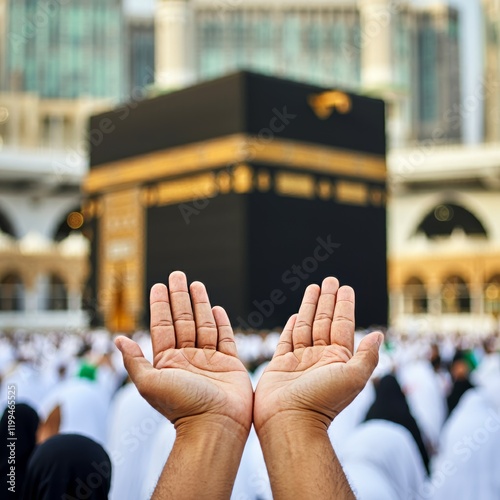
[0, 327, 499, 499]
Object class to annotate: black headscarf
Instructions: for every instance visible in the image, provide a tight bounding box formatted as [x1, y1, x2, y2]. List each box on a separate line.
[364, 374, 430, 473]
[1, 403, 39, 499]
[21, 434, 112, 500]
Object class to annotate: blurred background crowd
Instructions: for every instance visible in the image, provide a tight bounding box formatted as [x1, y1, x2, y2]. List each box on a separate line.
[1, 327, 499, 498]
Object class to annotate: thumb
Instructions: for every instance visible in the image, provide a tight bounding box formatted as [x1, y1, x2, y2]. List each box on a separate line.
[115, 336, 155, 391]
[345, 332, 383, 390]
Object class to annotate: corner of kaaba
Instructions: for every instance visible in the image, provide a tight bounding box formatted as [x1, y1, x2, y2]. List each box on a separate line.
[83, 71, 388, 333]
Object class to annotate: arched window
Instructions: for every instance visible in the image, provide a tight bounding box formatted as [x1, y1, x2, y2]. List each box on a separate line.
[403, 277, 428, 314]
[442, 275, 470, 313]
[46, 274, 68, 311]
[416, 203, 487, 239]
[484, 274, 500, 315]
[0, 208, 15, 237]
[0, 273, 24, 311]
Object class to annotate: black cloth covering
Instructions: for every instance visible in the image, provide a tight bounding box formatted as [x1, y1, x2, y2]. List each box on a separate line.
[1, 403, 39, 499]
[21, 434, 112, 500]
[364, 374, 430, 473]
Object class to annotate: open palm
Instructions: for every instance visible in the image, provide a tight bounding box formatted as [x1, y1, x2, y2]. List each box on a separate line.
[116, 272, 253, 432]
[254, 278, 382, 432]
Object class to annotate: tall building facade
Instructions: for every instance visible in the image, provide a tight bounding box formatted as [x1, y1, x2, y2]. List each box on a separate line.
[152, 0, 462, 148]
[415, 4, 461, 143]
[4, 0, 123, 98]
[126, 8, 155, 97]
[483, 0, 500, 142]
[0, 0, 124, 330]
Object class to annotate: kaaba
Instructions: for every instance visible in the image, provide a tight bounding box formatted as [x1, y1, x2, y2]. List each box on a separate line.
[83, 71, 387, 333]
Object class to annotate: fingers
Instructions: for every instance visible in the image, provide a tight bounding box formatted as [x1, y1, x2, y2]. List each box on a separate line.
[330, 285, 355, 354]
[345, 332, 383, 389]
[169, 271, 196, 348]
[213, 306, 238, 357]
[150, 283, 175, 360]
[292, 284, 320, 349]
[312, 277, 339, 346]
[190, 282, 218, 349]
[115, 336, 155, 390]
[274, 314, 296, 357]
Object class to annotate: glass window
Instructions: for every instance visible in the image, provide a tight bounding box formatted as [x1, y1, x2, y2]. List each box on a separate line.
[46, 274, 68, 311]
[418, 21, 438, 123]
[442, 276, 470, 314]
[0, 273, 24, 312]
[403, 277, 428, 314]
[484, 275, 500, 315]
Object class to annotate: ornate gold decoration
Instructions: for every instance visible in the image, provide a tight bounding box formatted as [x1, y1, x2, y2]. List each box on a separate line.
[217, 170, 232, 194]
[233, 164, 254, 194]
[253, 139, 384, 181]
[317, 179, 333, 200]
[257, 170, 271, 192]
[99, 188, 144, 332]
[336, 181, 369, 205]
[67, 212, 84, 230]
[155, 173, 217, 207]
[308, 91, 352, 119]
[275, 172, 315, 199]
[84, 134, 385, 194]
[370, 188, 385, 206]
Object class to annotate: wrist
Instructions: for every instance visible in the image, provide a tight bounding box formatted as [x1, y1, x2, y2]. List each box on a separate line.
[255, 409, 330, 439]
[176, 412, 251, 445]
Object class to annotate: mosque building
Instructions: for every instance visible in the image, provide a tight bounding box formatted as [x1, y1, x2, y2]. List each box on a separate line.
[0, 0, 498, 335]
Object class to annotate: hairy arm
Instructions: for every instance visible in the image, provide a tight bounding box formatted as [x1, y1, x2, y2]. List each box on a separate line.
[254, 278, 382, 499]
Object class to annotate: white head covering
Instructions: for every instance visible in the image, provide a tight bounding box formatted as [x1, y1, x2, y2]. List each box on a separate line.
[39, 377, 110, 447]
[328, 380, 376, 455]
[397, 360, 447, 449]
[107, 382, 167, 500]
[140, 418, 176, 499]
[429, 380, 500, 500]
[341, 420, 427, 500]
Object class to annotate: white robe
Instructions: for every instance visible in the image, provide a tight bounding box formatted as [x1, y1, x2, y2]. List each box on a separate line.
[341, 420, 427, 500]
[39, 377, 110, 446]
[140, 418, 176, 499]
[107, 382, 167, 500]
[398, 360, 447, 450]
[429, 380, 500, 500]
[328, 380, 376, 456]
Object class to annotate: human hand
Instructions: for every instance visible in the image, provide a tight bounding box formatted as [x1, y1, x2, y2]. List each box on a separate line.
[115, 271, 253, 436]
[254, 277, 382, 433]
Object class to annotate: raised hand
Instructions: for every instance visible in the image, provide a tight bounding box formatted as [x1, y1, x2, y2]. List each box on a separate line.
[254, 277, 382, 433]
[115, 271, 253, 435]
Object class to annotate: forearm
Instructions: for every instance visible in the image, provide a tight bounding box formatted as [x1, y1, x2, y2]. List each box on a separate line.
[152, 417, 249, 500]
[257, 413, 355, 500]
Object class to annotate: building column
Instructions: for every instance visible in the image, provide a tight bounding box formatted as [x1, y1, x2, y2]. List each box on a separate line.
[359, 0, 409, 147]
[68, 288, 82, 312]
[389, 289, 404, 324]
[24, 284, 38, 313]
[471, 284, 484, 316]
[155, 0, 195, 91]
[428, 285, 442, 316]
[359, 0, 393, 89]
